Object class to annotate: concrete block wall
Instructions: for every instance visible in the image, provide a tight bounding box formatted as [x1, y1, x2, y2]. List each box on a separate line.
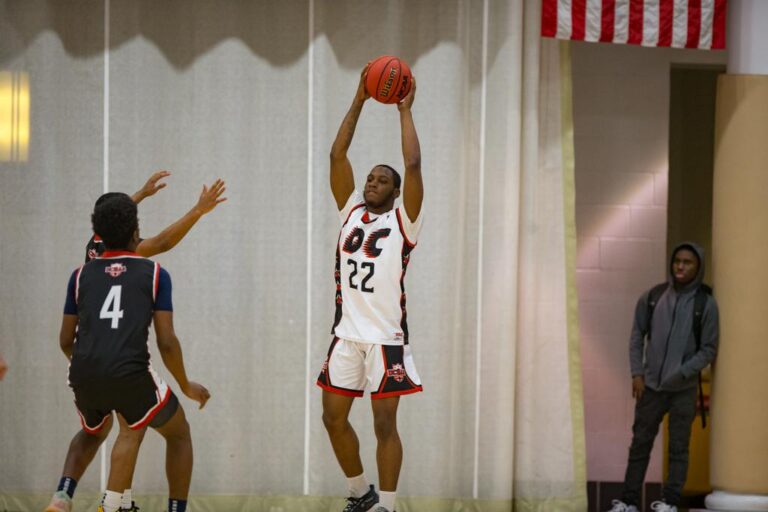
[571, 41, 726, 483]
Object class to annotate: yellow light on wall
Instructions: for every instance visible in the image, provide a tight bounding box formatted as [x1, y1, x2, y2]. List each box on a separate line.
[0, 71, 30, 162]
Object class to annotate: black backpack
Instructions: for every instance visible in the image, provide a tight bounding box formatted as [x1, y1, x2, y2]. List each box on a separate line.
[646, 282, 712, 428]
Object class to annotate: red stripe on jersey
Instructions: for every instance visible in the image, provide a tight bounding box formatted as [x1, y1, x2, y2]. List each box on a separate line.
[101, 250, 140, 258]
[343, 203, 366, 227]
[153, 263, 160, 302]
[74, 265, 84, 304]
[395, 209, 416, 248]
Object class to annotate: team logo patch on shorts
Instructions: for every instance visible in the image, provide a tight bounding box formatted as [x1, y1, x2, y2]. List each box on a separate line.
[386, 363, 406, 383]
[105, 263, 127, 277]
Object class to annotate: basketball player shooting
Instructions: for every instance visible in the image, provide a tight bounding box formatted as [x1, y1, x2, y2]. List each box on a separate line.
[316, 63, 423, 512]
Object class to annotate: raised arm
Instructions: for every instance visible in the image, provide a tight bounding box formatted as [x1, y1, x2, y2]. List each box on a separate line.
[136, 179, 227, 257]
[330, 65, 370, 210]
[154, 311, 210, 409]
[131, 170, 171, 205]
[397, 79, 423, 222]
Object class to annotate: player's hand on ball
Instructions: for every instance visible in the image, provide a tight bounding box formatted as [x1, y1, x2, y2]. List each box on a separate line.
[184, 381, 211, 409]
[398, 77, 416, 112]
[137, 170, 171, 201]
[356, 63, 371, 103]
[195, 178, 227, 215]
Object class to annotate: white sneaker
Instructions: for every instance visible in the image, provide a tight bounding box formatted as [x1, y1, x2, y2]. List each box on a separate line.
[650, 501, 677, 512]
[606, 500, 639, 512]
[44, 491, 72, 512]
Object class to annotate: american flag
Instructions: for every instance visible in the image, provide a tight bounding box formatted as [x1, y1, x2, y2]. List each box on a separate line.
[541, 0, 726, 49]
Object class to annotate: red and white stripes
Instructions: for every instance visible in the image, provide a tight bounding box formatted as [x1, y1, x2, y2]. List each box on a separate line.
[542, 0, 726, 49]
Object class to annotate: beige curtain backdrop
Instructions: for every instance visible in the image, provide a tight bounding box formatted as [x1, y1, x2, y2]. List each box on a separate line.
[0, 1, 584, 511]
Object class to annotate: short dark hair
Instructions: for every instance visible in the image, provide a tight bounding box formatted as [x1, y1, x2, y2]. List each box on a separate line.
[91, 195, 138, 250]
[94, 191, 131, 210]
[376, 164, 401, 189]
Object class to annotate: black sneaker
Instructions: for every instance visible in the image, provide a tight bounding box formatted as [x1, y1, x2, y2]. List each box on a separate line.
[343, 484, 378, 512]
[120, 503, 140, 512]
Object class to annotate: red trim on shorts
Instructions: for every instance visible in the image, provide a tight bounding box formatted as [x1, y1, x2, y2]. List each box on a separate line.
[76, 407, 110, 435]
[316, 380, 364, 398]
[129, 387, 171, 430]
[372, 386, 424, 400]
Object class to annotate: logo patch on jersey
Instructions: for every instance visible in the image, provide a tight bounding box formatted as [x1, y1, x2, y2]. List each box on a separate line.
[104, 263, 127, 278]
[386, 363, 406, 383]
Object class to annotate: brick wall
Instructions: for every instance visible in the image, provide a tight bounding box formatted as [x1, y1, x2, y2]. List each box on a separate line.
[571, 41, 726, 484]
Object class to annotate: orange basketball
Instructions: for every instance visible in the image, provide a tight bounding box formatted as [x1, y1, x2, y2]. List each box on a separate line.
[365, 55, 413, 104]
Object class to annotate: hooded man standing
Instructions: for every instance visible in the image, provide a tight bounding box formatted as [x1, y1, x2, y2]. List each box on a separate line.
[608, 242, 719, 512]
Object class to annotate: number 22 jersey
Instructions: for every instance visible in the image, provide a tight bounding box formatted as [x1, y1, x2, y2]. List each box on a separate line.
[332, 191, 423, 346]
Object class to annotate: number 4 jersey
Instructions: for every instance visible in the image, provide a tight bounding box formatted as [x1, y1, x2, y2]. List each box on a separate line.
[64, 251, 173, 386]
[332, 191, 423, 346]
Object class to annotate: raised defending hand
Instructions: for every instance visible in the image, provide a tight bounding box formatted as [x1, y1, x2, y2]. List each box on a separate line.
[356, 62, 371, 103]
[183, 381, 211, 409]
[398, 77, 416, 112]
[133, 170, 171, 203]
[632, 375, 645, 401]
[194, 179, 227, 216]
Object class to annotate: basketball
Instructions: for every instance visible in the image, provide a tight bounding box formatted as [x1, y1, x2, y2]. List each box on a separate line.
[365, 55, 413, 104]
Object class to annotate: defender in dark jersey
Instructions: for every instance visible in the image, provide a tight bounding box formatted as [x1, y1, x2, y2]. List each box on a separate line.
[47, 172, 225, 512]
[60, 195, 209, 512]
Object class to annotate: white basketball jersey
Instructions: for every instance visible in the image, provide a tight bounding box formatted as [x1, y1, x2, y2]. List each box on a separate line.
[332, 191, 423, 345]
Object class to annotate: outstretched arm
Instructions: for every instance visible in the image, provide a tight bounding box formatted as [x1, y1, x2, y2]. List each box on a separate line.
[136, 179, 227, 257]
[154, 311, 210, 409]
[131, 170, 170, 205]
[330, 65, 370, 210]
[398, 79, 423, 222]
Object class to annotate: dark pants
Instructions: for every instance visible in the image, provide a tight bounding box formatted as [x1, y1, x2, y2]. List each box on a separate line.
[621, 386, 697, 506]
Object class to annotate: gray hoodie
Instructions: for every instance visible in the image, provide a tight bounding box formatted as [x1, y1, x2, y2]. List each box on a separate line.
[629, 242, 719, 392]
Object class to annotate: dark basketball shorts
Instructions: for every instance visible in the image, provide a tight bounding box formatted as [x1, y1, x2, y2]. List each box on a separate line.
[72, 368, 178, 434]
[317, 337, 423, 399]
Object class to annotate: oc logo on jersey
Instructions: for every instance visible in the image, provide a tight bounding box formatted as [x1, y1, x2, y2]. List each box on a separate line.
[343, 228, 391, 258]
